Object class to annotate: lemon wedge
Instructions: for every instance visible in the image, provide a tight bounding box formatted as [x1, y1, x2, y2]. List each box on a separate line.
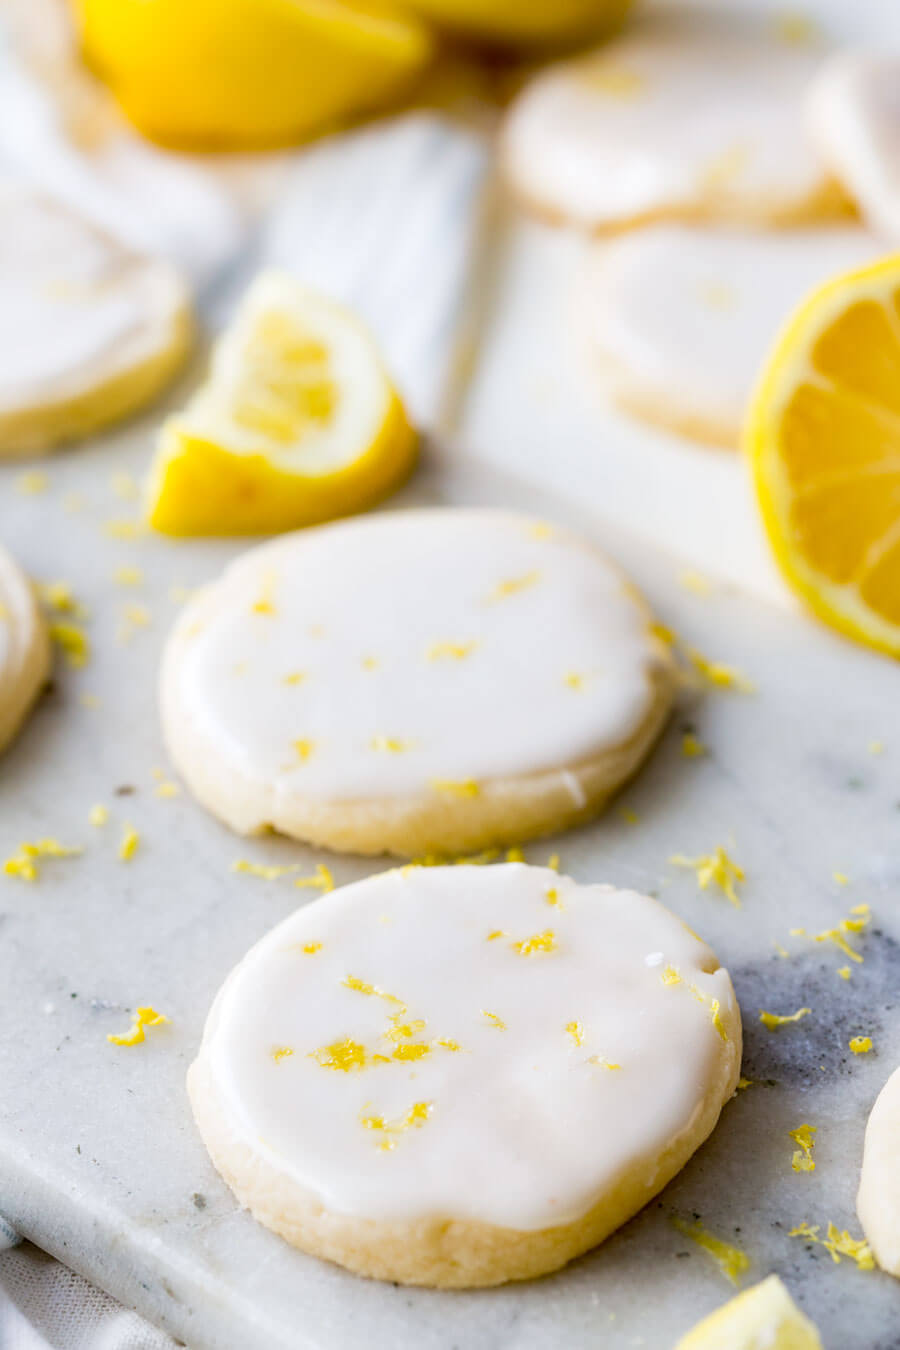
[675, 1275, 822, 1350]
[76, 0, 434, 149]
[147, 273, 417, 536]
[746, 253, 900, 656]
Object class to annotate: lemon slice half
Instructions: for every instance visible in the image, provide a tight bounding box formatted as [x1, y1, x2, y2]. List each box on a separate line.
[147, 272, 417, 536]
[746, 253, 900, 656]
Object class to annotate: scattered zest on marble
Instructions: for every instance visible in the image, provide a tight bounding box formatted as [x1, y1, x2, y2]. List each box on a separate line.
[670, 847, 745, 907]
[790, 1123, 817, 1173]
[788, 1221, 875, 1270]
[4, 839, 83, 882]
[760, 1007, 811, 1030]
[671, 1216, 750, 1285]
[118, 824, 140, 862]
[849, 1036, 873, 1054]
[108, 1006, 169, 1047]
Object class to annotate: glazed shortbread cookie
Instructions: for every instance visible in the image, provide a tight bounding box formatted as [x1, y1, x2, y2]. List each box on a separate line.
[189, 863, 742, 1286]
[0, 185, 192, 454]
[161, 509, 674, 856]
[858, 1065, 900, 1276]
[583, 225, 886, 448]
[0, 547, 51, 752]
[807, 53, 900, 242]
[501, 16, 846, 232]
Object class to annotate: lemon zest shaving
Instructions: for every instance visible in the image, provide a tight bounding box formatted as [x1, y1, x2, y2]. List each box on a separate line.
[837, 966, 852, 981]
[488, 571, 539, 601]
[681, 733, 706, 758]
[849, 1036, 872, 1054]
[566, 1020, 585, 1047]
[89, 805, 109, 827]
[282, 671, 306, 685]
[671, 1217, 749, 1285]
[482, 1010, 506, 1030]
[360, 1100, 432, 1150]
[301, 942, 322, 955]
[4, 838, 83, 881]
[370, 735, 415, 753]
[790, 1123, 817, 1173]
[293, 739, 316, 761]
[511, 929, 557, 957]
[506, 846, 524, 862]
[37, 581, 88, 618]
[789, 1221, 875, 1270]
[670, 847, 744, 907]
[426, 641, 477, 661]
[661, 965, 682, 986]
[272, 1046, 294, 1063]
[294, 863, 334, 893]
[547, 853, 560, 872]
[107, 1006, 168, 1046]
[687, 649, 755, 693]
[50, 622, 90, 668]
[760, 1007, 811, 1029]
[118, 824, 140, 861]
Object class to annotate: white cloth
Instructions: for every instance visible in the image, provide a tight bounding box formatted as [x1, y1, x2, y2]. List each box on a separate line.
[0, 1244, 178, 1350]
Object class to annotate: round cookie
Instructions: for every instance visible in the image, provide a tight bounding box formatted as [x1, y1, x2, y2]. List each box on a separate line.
[0, 546, 51, 752]
[0, 184, 192, 454]
[857, 1064, 900, 1276]
[188, 862, 742, 1286]
[501, 15, 848, 233]
[582, 224, 886, 448]
[161, 508, 674, 857]
[807, 53, 900, 242]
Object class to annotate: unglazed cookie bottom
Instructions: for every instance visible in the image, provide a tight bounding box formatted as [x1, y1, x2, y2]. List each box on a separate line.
[161, 509, 674, 857]
[0, 546, 51, 752]
[188, 864, 742, 1287]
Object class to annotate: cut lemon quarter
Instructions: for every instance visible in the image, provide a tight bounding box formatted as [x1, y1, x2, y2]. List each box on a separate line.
[746, 253, 900, 656]
[147, 273, 418, 536]
[674, 1275, 822, 1349]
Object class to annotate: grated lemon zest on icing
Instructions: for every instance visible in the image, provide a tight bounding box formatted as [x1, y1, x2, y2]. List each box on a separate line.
[486, 930, 506, 941]
[709, 999, 727, 1041]
[107, 1006, 168, 1047]
[370, 736, 415, 753]
[436, 1038, 461, 1052]
[482, 1010, 506, 1030]
[760, 1007, 811, 1030]
[294, 864, 334, 893]
[252, 572, 277, 615]
[564, 671, 585, 690]
[671, 1217, 750, 1285]
[361, 1100, 432, 1150]
[661, 966, 682, 986]
[679, 569, 713, 596]
[118, 824, 140, 861]
[430, 778, 480, 798]
[272, 1046, 294, 1063]
[426, 641, 477, 662]
[343, 975, 404, 1006]
[301, 942, 322, 955]
[4, 838, 83, 881]
[282, 671, 306, 685]
[588, 1054, 622, 1070]
[511, 930, 557, 957]
[113, 566, 143, 587]
[687, 649, 755, 693]
[837, 966, 852, 981]
[361, 656, 379, 671]
[566, 1021, 585, 1047]
[681, 733, 707, 758]
[103, 518, 145, 540]
[309, 1038, 371, 1071]
[790, 1123, 817, 1173]
[16, 471, 48, 495]
[832, 871, 849, 885]
[670, 847, 744, 907]
[488, 571, 539, 602]
[506, 846, 524, 862]
[789, 1221, 875, 1270]
[50, 622, 90, 668]
[89, 805, 109, 827]
[545, 887, 563, 909]
[293, 739, 316, 761]
[386, 1018, 426, 1043]
[849, 1036, 873, 1054]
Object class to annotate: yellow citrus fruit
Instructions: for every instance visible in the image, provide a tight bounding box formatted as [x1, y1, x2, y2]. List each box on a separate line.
[746, 252, 900, 656]
[147, 272, 418, 536]
[74, 0, 434, 149]
[399, 0, 630, 45]
[674, 1276, 822, 1350]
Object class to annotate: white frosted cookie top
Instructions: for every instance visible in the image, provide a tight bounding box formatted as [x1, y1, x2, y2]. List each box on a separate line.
[807, 53, 900, 241]
[165, 509, 671, 802]
[0, 184, 188, 410]
[200, 864, 739, 1228]
[584, 224, 885, 433]
[502, 16, 831, 228]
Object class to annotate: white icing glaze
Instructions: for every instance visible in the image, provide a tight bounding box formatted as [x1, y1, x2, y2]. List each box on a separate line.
[199, 863, 739, 1228]
[0, 545, 50, 751]
[166, 509, 670, 802]
[0, 185, 188, 411]
[502, 14, 832, 228]
[807, 53, 900, 242]
[584, 224, 886, 436]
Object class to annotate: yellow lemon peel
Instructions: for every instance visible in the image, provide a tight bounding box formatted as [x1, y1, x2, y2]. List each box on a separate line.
[790, 1123, 817, 1173]
[50, 622, 90, 668]
[849, 1036, 873, 1054]
[426, 641, 477, 662]
[687, 649, 755, 693]
[672, 1217, 750, 1285]
[361, 1100, 432, 1151]
[370, 735, 415, 753]
[118, 824, 140, 861]
[482, 1010, 506, 1030]
[681, 733, 707, 758]
[671, 847, 745, 907]
[88, 804, 109, 827]
[271, 1046, 294, 1063]
[488, 571, 539, 602]
[4, 838, 83, 882]
[107, 1006, 168, 1047]
[789, 1221, 875, 1270]
[511, 930, 557, 957]
[566, 1021, 585, 1047]
[760, 1007, 811, 1030]
[37, 581, 88, 618]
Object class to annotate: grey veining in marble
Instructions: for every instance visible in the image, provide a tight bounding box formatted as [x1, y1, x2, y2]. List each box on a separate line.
[1, 428, 899, 1350]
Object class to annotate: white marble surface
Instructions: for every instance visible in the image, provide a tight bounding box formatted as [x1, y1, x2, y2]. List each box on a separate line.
[0, 427, 899, 1349]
